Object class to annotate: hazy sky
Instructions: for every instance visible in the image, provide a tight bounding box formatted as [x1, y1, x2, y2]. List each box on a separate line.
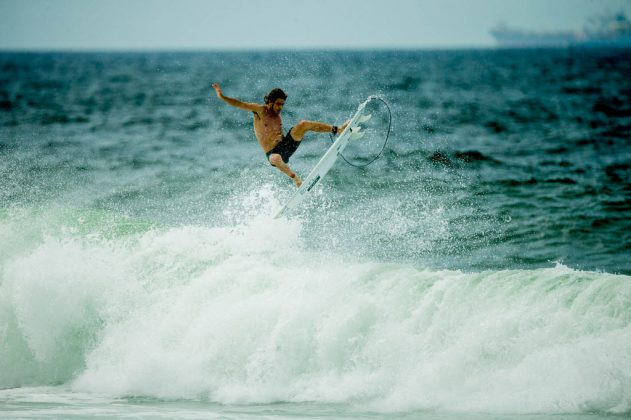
[1, 0, 631, 50]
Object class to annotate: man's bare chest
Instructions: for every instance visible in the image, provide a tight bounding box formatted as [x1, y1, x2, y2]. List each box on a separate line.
[254, 113, 282, 134]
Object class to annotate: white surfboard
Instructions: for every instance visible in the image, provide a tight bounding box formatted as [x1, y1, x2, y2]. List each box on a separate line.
[273, 97, 374, 219]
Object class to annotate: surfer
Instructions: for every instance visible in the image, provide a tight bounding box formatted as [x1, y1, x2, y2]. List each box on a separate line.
[212, 83, 348, 187]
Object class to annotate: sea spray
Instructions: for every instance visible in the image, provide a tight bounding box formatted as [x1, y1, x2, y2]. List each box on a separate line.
[2, 210, 629, 413]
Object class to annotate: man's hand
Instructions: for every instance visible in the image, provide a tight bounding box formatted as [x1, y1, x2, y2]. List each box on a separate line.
[212, 83, 223, 99]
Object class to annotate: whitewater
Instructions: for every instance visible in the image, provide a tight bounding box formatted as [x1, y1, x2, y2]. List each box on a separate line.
[1, 202, 630, 416]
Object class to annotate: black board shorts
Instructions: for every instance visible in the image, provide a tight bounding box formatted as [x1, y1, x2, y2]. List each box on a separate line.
[265, 127, 300, 165]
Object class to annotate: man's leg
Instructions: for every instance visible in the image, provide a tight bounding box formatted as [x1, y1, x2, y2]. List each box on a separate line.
[289, 119, 350, 140]
[289, 120, 331, 140]
[269, 154, 302, 187]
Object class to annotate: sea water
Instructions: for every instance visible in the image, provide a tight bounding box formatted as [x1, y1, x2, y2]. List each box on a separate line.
[0, 50, 630, 418]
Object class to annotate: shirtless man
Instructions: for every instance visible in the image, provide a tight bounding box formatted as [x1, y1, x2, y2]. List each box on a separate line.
[212, 83, 348, 187]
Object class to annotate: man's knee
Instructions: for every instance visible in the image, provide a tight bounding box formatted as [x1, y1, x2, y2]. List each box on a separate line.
[295, 120, 309, 130]
[269, 153, 283, 167]
[291, 120, 310, 140]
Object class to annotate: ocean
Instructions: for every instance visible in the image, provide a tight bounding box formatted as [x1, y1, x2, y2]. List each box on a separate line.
[0, 49, 630, 419]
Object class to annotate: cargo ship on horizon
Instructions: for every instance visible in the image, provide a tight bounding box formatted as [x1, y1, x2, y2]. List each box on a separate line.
[490, 12, 631, 47]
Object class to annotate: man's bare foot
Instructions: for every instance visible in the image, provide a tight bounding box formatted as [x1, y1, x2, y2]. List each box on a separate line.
[293, 176, 302, 188]
[339, 119, 350, 133]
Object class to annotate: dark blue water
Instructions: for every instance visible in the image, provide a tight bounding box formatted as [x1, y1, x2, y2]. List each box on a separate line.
[1, 49, 630, 273]
[1, 50, 630, 417]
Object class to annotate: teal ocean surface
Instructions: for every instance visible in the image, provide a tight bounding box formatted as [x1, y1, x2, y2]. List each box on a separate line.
[1, 50, 630, 418]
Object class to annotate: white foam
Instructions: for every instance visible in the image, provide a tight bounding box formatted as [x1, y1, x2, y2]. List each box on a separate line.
[1, 213, 630, 414]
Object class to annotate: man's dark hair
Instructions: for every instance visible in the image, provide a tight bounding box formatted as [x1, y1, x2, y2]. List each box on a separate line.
[264, 88, 287, 104]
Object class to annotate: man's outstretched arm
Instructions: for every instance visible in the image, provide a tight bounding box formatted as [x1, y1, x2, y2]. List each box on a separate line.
[212, 83, 263, 113]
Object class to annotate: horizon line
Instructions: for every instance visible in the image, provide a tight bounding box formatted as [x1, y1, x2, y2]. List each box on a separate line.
[0, 44, 538, 54]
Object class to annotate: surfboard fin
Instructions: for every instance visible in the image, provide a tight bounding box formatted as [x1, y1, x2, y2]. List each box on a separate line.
[357, 114, 372, 123]
[350, 131, 365, 140]
[349, 125, 362, 135]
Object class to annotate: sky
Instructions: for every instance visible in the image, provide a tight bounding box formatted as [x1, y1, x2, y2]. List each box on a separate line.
[1, 0, 631, 50]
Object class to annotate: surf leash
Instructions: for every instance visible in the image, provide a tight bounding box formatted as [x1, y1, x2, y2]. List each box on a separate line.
[330, 96, 392, 168]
